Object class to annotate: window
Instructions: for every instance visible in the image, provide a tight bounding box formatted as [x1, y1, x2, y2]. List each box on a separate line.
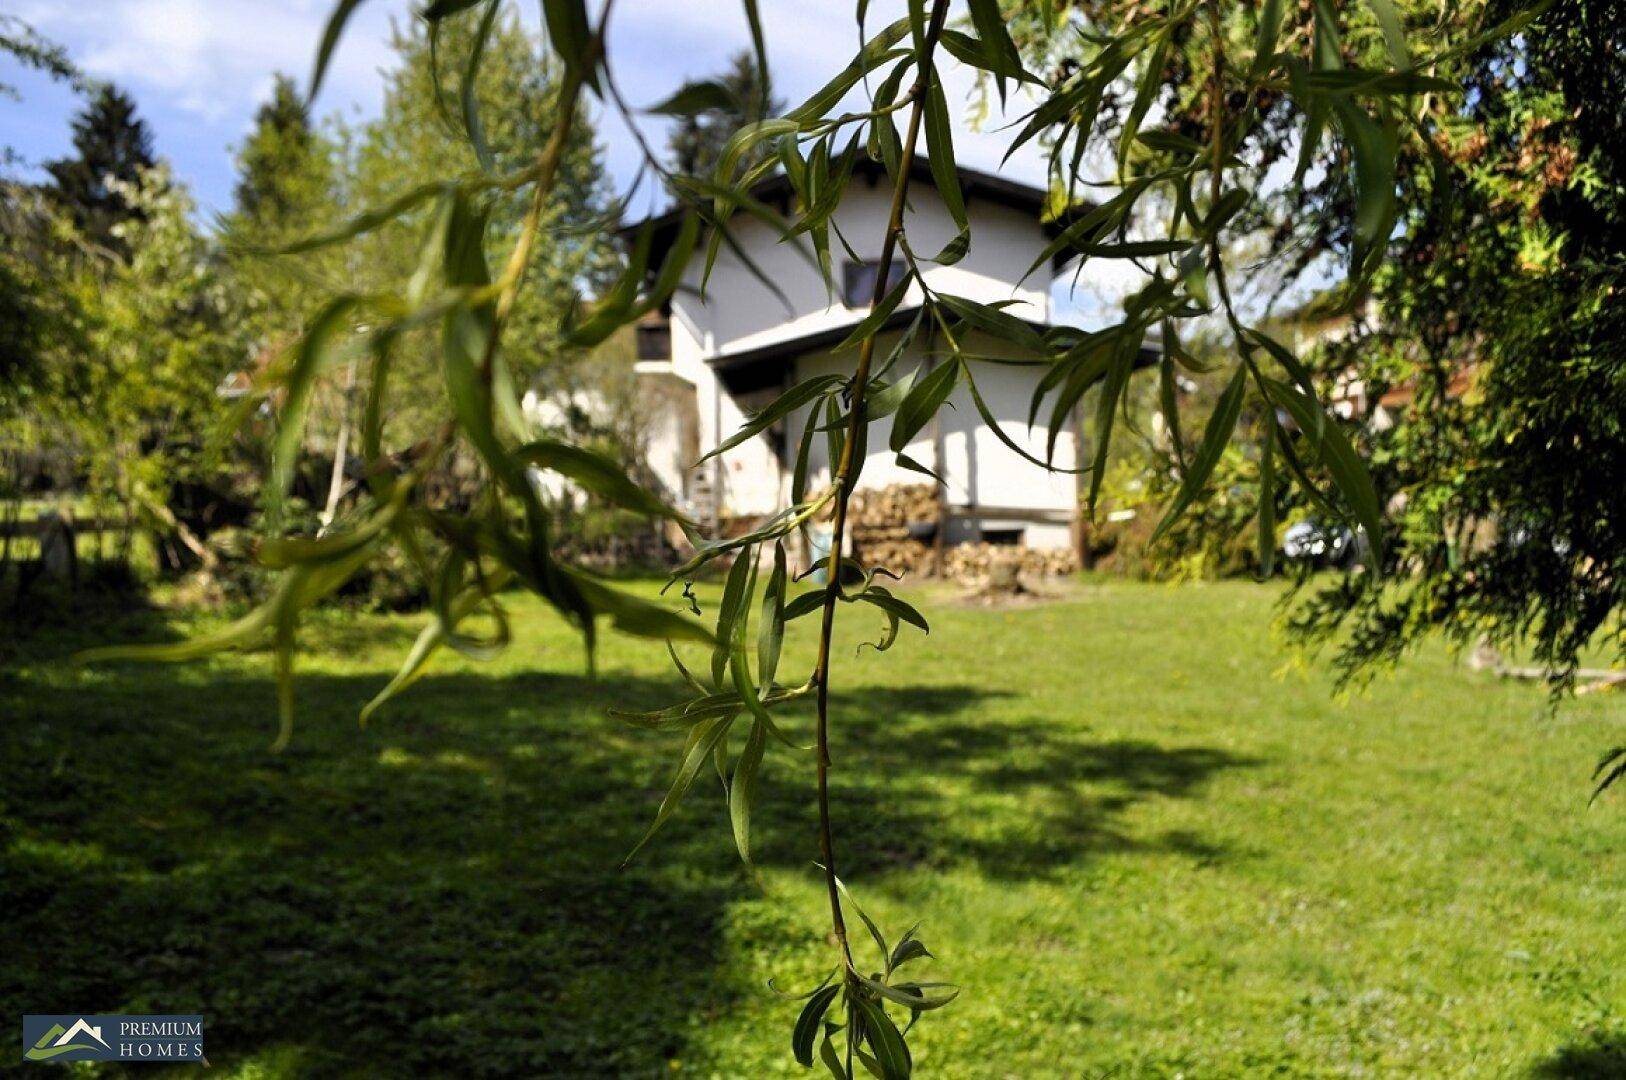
[635, 320, 671, 361]
[981, 527, 1025, 546]
[841, 260, 908, 308]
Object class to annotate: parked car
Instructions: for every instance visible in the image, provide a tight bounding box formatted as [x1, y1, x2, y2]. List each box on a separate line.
[1282, 519, 1366, 569]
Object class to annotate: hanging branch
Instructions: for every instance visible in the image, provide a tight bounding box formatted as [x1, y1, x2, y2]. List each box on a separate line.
[813, 0, 952, 980]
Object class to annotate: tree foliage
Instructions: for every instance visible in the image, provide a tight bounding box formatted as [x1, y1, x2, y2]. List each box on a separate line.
[664, 48, 783, 177]
[81, 0, 1537, 1073]
[45, 85, 157, 252]
[1278, 0, 1624, 790]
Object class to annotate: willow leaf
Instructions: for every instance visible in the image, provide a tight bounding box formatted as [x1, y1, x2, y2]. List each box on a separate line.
[1150, 365, 1245, 546]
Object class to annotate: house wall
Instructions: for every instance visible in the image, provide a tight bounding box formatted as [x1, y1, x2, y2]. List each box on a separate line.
[646, 173, 1079, 542]
[792, 329, 1080, 550]
[681, 180, 1052, 359]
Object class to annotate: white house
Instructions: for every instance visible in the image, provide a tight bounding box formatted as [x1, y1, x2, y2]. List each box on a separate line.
[622, 159, 1156, 555]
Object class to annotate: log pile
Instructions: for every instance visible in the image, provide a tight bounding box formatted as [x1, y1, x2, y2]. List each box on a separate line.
[848, 484, 939, 577]
[944, 543, 1076, 582]
[846, 484, 1078, 582]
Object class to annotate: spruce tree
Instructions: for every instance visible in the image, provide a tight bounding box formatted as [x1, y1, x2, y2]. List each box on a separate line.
[232, 74, 328, 231]
[45, 84, 156, 251]
[666, 49, 781, 178]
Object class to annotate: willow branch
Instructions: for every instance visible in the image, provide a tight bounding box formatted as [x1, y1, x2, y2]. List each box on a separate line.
[811, 0, 953, 976]
[477, 0, 613, 380]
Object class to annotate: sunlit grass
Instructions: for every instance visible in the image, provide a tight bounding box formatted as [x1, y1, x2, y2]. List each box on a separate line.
[4, 578, 1623, 1077]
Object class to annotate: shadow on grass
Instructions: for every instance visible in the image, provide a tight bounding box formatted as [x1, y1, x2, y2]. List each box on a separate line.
[2, 633, 1256, 1075]
[1528, 1033, 1626, 1078]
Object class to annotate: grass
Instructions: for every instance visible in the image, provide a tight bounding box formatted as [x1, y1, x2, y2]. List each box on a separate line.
[3, 578, 1623, 1078]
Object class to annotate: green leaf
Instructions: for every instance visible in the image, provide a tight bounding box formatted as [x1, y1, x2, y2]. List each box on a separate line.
[1118, 28, 1170, 171]
[937, 294, 1045, 352]
[701, 375, 844, 463]
[1150, 365, 1245, 546]
[647, 79, 739, 116]
[889, 357, 958, 454]
[422, 0, 486, 16]
[514, 439, 685, 521]
[963, 368, 1074, 474]
[712, 545, 756, 688]
[309, 0, 368, 102]
[889, 933, 933, 971]
[1158, 348, 1187, 475]
[712, 119, 799, 184]
[1257, 415, 1277, 578]
[865, 367, 920, 422]
[856, 586, 929, 636]
[566, 570, 716, 645]
[624, 713, 737, 865]
[965, 0, 1032, 99]
[794, 985, 843, 1067]
[757, 542, 788, 686]
[270, 296, 359, 526]
[1088, 339, 1138, 514]
[1074, 238, 1194, 260]
[853, 998, 910, 1080]
[1312, 0, 1344, 71]
[1333, 98, 1398, 273]
[854, 973, 959, 1012]
[741, 0, 768, 117]
[271, 179, 448, 255]
[834, 874, 888, 962]
[458, 0, 501, 171]
[1262, 376, 1384, 566]
[1364, 0, 1410, 69]
[729, 718, 768, 864]
[1251, 0, 1286, 75]
[542, 0, 596, 90]
[834, 271, 913, 352]
[786, 19, 911, 125]
[819, 1023, 848, 1079]
[923, 68, 967, 236]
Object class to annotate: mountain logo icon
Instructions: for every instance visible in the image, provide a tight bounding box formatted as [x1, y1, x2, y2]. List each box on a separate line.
[24, 1017, 110, 1062]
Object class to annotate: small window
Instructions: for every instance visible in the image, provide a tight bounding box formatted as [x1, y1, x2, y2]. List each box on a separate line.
[981, 528, 1025, 546]
[841, 260, 908, 308]
[635, 321, 671, 361]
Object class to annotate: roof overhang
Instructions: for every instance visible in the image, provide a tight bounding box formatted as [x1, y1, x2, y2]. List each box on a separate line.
[618, 158, 1094, 279]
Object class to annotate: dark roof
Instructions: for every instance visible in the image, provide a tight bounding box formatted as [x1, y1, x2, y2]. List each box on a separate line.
[709, 303, 1159, 395]
[619, 158, 1081, 273]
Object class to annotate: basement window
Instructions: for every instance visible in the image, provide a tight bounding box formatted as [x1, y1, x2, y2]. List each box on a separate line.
[981, 527, 1025, 546]
[842, 260, 908, 308]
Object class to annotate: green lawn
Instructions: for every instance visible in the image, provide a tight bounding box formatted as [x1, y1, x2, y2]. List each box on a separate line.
[3, 579, 1623, 1078]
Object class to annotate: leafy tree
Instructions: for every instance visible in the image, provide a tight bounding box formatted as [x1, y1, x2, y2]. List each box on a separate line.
[232, 74, 335, 232]
[664, 48, 782, 177]
[45, 85, 157, 252]
[1, 16, 82, 410]
[1280, 0, 1625, 789]
[86, 0, 1532, 1073]
[344, 9, 619, 440]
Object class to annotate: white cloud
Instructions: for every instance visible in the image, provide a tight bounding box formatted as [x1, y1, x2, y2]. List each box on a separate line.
[17, 0, 395, 121]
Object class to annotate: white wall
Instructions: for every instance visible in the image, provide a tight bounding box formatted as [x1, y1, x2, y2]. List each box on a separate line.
[671, 178, 1051, 358]
[645, 172, 1079, 533]
[792, 330, 1080, 531]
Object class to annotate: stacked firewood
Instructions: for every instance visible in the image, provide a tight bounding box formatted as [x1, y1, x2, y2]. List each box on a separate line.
[944, 543, 1077, 582]
[845, 484, 1078, 581]
[848, 484, 939, 577]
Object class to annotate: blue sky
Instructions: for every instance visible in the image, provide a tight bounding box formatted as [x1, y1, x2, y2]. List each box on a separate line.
[3, 1, 1058, 217]
[4, 1, 1252, 322]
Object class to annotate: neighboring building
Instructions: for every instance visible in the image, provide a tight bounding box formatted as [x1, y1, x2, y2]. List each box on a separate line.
[621, 159, 1157, 556]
